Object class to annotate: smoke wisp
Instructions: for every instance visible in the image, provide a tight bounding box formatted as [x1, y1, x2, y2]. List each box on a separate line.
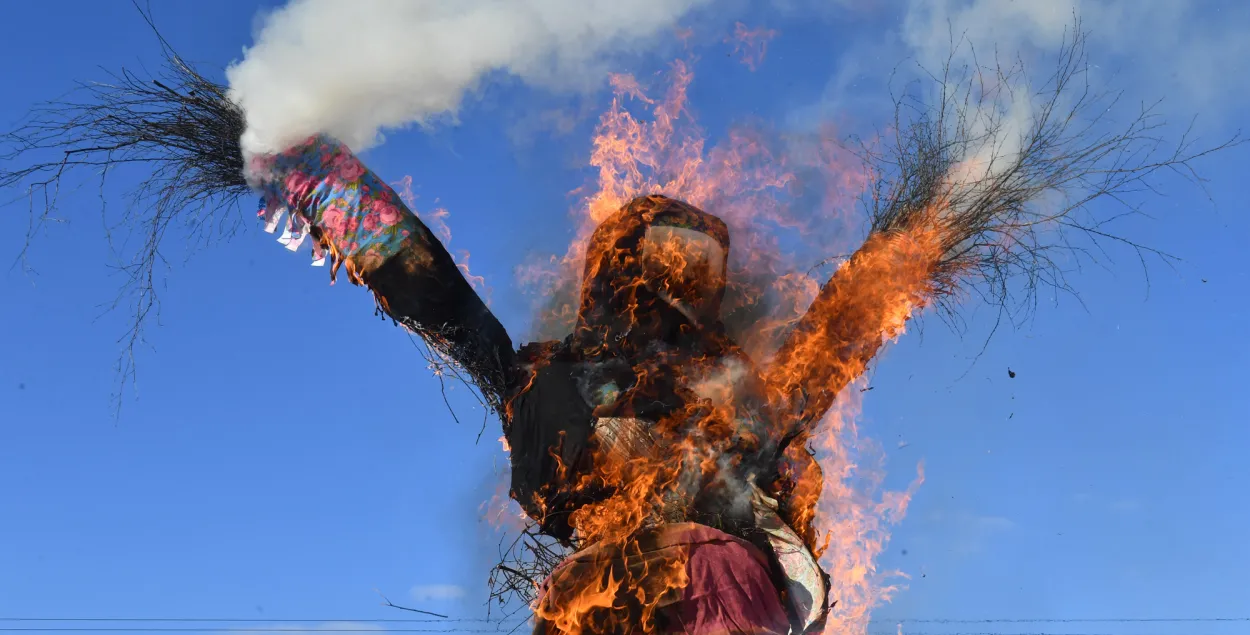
[226, 0, 716, 157]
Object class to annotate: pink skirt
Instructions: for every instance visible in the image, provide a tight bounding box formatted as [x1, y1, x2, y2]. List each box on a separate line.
[534, 523, 790, 635]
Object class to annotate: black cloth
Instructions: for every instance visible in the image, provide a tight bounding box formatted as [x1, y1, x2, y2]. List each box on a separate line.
[505, 195, 768, 541]
[380, 193, 778, 542]
[505, 337, 780, 543]
[506, 345, 598, 540]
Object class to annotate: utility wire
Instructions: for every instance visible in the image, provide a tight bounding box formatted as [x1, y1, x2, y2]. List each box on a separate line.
[0, 616, 1246, 634]
[2, 617, 1247, 624]
[0, 630, 517, 634]
[0, 620, 484, 625]
[0, 629, 1243, 635]
[878, 617, 1250, 624]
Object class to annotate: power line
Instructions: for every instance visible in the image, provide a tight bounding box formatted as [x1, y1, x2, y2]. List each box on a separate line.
[0, 630, 505, 634]
[0, 630, 1242, 635]
[0, 616, 1245, 635]
[0, 620, 485, 624]
[877, 617, 1250, 624]
[1, 616, 1247, 624]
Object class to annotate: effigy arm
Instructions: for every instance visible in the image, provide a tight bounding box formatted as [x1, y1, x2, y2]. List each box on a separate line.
[762, 224, 943, 441]
[251, 135, 516, 414]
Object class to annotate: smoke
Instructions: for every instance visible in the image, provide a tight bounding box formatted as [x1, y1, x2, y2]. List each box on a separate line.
[898, 0, 1250, 128]
[901, 0, 1076, 68]
[799, 0, 1247, 183]
[901, 0, 1076, 195]
[226, 0, 717, 157]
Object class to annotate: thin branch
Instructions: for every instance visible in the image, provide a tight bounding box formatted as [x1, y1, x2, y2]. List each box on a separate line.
[1, 4, 249, 414]
[374, 589, 450, 620]
[845, 15, 1241, 337]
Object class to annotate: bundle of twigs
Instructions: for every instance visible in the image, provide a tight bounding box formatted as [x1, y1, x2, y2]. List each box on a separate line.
[0, 14, 248, 401]
[1, 22, 248, 233]
[1, 12, 521, 423]
[488, 522, 572, 611]
[762, 21, 1241, 466]
[852, 24, 1239, 326]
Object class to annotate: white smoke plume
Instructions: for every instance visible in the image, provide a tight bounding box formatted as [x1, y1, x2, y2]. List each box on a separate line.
[897, 0, 1250, 128]
[226, 0, 716, 157]
[798, 0, 1247, 194]
[897, 0, 1249, 221]
[902, 0, 1075, 196]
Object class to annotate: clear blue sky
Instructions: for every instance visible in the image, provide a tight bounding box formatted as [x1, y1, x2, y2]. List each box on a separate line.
[1, 2, 1247, 635]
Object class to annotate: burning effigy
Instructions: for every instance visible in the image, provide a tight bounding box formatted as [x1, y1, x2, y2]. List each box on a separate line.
[0, 6, 1233, 635]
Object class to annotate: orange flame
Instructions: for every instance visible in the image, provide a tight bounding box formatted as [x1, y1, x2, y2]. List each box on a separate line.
[517, 60, 959, 634]
[520, 58, 864, 349]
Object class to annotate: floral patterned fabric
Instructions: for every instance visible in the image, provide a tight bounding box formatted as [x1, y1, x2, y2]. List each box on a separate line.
[249, 135, 421, 282]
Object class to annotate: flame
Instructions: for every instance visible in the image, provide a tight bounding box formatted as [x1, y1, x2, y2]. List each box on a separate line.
[726, 22, 779, 71]
[762, 210, 946, 633]
[485, 480, 532, 534]
[805, 382, 926, 634]
[520, 58, 865, 349]
[516, 60, 971, 634]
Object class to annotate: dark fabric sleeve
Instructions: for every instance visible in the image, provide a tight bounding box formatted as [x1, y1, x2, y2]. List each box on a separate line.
[365, 226, 517, 415]
[252, 135, 518, 416]
[506, 356, 601, 540]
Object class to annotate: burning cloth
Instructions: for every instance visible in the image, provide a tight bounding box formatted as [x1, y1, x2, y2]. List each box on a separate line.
[533, 523, 791, 635]
[2, 18, 1212, 635]
[246, 138, 916, 634]
[509, 196, 831, 632]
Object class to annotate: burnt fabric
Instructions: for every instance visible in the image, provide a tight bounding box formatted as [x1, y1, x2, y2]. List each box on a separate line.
[505, 347, 693, 539]
[572, 195, 732, 358]
[752, 488, 828, 632]
[534, 523, 790, 635]
[249, 135, 516, 411]
[507, 196, 761, 540]
[506, 349, 602, 540]
[639, 225, 727, 323]
[248, 150, 832, 628]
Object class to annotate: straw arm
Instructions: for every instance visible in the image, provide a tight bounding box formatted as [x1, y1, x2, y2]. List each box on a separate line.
[762, 226, 940, 442]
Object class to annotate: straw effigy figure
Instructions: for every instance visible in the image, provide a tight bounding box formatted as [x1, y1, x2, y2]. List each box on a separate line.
[1, 17, 1235, 635]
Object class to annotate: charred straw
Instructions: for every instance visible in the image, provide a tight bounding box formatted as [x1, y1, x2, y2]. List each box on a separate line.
[0, 19, 249, 409]
[0, 42, 248, 209]
[489, 523, 571, 610]
[852, 24, 1240, 323]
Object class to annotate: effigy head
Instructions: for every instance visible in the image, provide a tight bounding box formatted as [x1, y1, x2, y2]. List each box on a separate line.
[573, 195, 731, 355]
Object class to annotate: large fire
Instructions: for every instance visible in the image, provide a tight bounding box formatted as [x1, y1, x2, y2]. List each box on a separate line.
[513, 56, 935, 634]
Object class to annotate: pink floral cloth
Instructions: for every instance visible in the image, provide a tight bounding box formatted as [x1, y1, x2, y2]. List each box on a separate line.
[249, 135, 420, 279]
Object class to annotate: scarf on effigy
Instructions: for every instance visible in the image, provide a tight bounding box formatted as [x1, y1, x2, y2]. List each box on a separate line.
[249, 134, 422, 283]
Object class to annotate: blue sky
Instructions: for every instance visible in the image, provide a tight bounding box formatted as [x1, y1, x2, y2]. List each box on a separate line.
[1, 2, 1247, 634]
